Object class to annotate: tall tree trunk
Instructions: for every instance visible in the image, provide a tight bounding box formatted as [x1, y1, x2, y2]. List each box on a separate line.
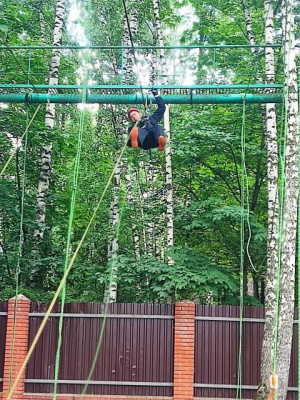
[241, 0, 257, 55]
[164, 106, 174, 261]
[275, 1, 298, 398]
[39, 3, 46, 45]
[104, 6, 138, 300]
[152, 0, 174, 263]
[103, 159, 121, 303]
[34, 0, 66, 240]
[125, 168, 140, 260]
[255, 1, 279, 399]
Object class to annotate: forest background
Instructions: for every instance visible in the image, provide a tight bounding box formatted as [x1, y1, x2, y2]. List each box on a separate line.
[0, 0, 298, 306]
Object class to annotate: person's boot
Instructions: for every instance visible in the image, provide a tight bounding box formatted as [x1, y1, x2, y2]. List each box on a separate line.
[130, 127, 139, 148]
[158, 136, 166, 151]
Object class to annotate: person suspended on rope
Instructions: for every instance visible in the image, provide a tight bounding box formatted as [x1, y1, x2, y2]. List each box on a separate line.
[127, 88, 166, 152]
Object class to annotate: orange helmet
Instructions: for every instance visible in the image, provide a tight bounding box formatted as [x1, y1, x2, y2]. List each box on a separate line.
[127, 107, 140, 117]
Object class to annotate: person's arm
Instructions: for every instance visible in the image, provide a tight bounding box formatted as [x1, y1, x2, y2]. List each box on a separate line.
[149, 94, 166, 124]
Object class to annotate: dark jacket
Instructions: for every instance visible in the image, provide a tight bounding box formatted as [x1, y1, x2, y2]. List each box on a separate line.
[127, 96, 166, 150]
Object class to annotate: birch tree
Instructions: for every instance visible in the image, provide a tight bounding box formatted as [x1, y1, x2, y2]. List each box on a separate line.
[273, 0, 298, 398]
[104, 6, 138, 302]
[34, 0, 66, 240]
[255, 0, 279, 398]
[152, 0, 174, 263]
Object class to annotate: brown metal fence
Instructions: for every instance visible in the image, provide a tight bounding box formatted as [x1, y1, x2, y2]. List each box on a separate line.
[0, 301, 7, 393]
[194, 305, 298, 400]
[0, 301, 298, 398]
[26, 302, 174, 396]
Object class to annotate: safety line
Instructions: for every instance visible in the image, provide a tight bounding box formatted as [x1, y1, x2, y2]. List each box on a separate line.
[52, 1, 93, 396]
[80, 198, 126, 397]
[236, 97, 246, 400]
[0, 38, 38, 92]
[0, 105, 42, 177]
[52, 78, 86, 400]
[6, 128, 131, 400]
[121, 0, 147, 108]
[7, 106, 30, 393]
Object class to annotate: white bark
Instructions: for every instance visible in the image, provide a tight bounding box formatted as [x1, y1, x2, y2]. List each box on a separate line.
[126, 169, 140, 260]
[103, 160, 121, 303]
[164, 106, 174, 264]
[256, 3, 279, 398]
[122, 6, 138, 84]
[152, 0, 168, 85]
[276, 1, 298, 398]
[152, 0, 174, 265]
[39, 4, 46, 45]
[241, 0, 257, 55]
[35, 0, 66, 239]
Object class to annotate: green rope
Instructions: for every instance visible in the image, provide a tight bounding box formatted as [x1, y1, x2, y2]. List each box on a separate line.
[52, 1, 92, 398]
[236, 97, 246, 400]
[80, 197, 126, 398]
[297, 93, 300, 400]
[8, 52, 33, 393]
[8, 107, 30, 393]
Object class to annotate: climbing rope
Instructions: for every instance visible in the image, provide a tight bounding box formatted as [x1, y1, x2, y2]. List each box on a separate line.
[52, 0, 93, 397]
[6, 125, 131, 400]
[80, 197, 126, 397]
[0, 105, 42, 177]
[121, 0, 148, 111]
[0, 37, 38, 92]
[236, 97, 246, 400]
[7, 105, 31, 393]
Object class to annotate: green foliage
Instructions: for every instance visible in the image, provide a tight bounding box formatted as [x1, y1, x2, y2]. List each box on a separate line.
[0, 0, 278, 306]
[99, 247, 238, 303]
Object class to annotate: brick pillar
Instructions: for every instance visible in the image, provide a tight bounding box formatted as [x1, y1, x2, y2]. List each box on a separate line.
[174, 301, 195, 400]
[3, 294, 30, 400]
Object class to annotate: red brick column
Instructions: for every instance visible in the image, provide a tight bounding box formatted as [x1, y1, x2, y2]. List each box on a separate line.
[173, 302, 195, 400]
[3, 295, 30, 400]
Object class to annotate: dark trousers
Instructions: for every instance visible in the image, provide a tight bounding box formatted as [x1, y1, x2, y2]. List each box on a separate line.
[127, 125, 164, 150]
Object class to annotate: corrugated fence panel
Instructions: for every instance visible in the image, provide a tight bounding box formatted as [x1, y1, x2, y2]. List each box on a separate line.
[194, 305, 298, 399]
[26, 302, 174, 396]
[0, 302, 7, 393]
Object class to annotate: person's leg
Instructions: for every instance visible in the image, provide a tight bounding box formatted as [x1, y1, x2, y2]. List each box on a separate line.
[155, 125, 166, 151]
[130, 127, 139, 148]
[158, 135, 166, 151]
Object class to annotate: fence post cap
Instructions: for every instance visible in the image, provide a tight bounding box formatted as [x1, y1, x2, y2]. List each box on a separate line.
[9, 294, 30, 301]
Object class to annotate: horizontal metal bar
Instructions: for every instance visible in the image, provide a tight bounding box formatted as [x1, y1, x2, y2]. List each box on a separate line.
[0, 84, 285, 90]
[0, 312, 7, 316]
[0, 93, 283, 104]
[195, 316, 265, 322]
[195, 316, 300, 323]
[29, 312, 174, 319]
[194, 383, 298, 391]
[0, 44, 284, 50]
[25, 379, 173, 387]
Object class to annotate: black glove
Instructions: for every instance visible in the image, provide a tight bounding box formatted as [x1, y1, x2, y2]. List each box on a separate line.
[151, 88, 159, 96]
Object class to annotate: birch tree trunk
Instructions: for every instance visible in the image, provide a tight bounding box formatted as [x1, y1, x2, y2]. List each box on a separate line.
[164, 106, 174, 261]
[152, 0, 174, 262]
[126, 169, 140, 260]
[241, 0, 257, 55]
[39, 3, 46, 45]
[255, 1, 279, 399]
[104, 8, 138, 301]
[34, 0, 66, 240]
[103, 159, 121, 303]
[275, 1, 298, 398]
